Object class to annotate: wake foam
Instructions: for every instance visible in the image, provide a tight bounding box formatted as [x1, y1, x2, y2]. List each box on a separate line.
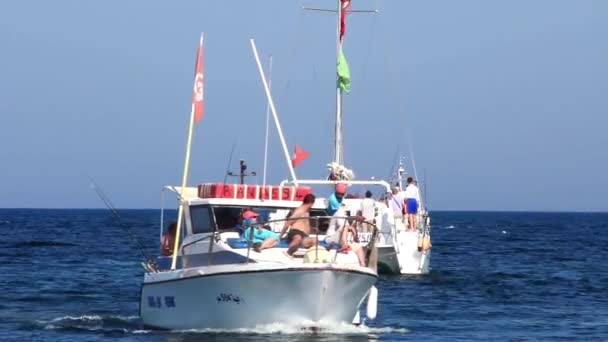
[174, 321, 409, 335]
[37, 315, 408, 336]
[38, 314, 140, 333]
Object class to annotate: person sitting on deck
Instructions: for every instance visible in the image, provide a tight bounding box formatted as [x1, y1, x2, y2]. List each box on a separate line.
[324, 207, 366, 266]
[279, 194, 317, 256]
[242, 209, 280, 253]
[161, 222, 177, 256]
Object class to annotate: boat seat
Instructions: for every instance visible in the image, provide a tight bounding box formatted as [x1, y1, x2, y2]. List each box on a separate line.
[226, 238, 340, 250]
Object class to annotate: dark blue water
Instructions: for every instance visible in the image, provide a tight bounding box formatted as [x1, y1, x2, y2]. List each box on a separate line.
[1, 209, 607, 341]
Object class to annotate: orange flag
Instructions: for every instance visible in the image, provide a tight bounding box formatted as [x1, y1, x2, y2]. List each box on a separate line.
[292, 145, 310, 167]
[192, 34, 204, 122]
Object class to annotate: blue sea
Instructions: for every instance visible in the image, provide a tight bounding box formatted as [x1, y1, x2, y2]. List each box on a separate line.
[1, 209, 607, 341]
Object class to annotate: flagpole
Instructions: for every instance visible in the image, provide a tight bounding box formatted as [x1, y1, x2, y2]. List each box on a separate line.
[335, 0, 343, 165]
[250, 39, 298, 186]
[171, 33, 204, 270]
[262, 55, 273, 188]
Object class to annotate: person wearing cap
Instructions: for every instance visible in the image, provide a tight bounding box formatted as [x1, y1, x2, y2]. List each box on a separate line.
[327, 183, 347, 216]
[242, 209, 280, 253]
[404, 177, 421, 232]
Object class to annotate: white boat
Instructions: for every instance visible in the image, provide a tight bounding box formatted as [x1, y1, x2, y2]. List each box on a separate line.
[139, 21, 379, 328]
[377, 158, 432, 275]
[140, 186, 378, 330]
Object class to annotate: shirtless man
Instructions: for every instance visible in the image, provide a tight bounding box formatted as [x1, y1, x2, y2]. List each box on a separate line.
[280, 193, 316, 256]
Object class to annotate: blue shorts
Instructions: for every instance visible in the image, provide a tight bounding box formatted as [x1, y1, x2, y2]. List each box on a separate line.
[406, 199, 418, 214]
[244, 228, 280, 244]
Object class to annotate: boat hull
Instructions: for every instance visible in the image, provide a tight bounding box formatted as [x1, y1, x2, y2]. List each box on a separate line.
[140, 266, 377, 330]
[377, 232, 430, 275]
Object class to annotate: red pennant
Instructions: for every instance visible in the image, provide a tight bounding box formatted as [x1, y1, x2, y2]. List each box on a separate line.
[192, 35, 204, 122]
[292, 145, 310, 167]
[340, 0, 351, 42]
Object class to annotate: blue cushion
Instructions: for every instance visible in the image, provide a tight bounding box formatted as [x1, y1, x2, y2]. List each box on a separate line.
[226, 238, 340, 250]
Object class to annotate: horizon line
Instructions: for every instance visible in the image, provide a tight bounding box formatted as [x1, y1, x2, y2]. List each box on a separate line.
[0, 207, 606, 214]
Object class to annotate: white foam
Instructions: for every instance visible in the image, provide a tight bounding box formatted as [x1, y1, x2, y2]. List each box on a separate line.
[49, 315, 103, 322]
[47, 314, 139, 323]
[445, 225, 455, 229]
[173, 321, 408, 335]
[132, 329, 152, 334]
[39, 314, 140, 332]
[39, 315, 408, 336]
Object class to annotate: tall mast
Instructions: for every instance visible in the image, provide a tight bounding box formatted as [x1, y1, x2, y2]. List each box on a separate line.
[397, 157, 406, 190]
[334, 0, 343, 165]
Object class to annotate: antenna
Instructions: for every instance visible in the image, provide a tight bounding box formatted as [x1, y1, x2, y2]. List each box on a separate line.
[227, 159, 257, 185]
[223, 141, 237, 183]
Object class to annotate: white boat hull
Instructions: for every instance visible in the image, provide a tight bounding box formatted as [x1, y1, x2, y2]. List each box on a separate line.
[377, 231, 430, 275]
[140, 264, 377, 330]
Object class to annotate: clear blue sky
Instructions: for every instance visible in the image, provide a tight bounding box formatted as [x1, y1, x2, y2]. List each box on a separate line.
[1, 1, 606, 211]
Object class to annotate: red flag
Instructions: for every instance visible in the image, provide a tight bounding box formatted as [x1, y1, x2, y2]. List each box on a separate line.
[192, 34, 204, 122]
[292, 145, 310, 167]
[340, 0, 351, 42]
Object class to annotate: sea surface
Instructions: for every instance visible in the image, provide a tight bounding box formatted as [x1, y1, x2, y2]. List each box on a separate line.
[1, 209, 607, 341]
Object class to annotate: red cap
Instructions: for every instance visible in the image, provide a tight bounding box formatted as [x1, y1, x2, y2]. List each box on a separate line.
[242, 210, 259, 219]
[335, 183, 347, 194]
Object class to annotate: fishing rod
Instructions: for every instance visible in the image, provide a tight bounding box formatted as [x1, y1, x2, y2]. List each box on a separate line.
[223, 141, 237, 183]
[88, 177, 158, 273]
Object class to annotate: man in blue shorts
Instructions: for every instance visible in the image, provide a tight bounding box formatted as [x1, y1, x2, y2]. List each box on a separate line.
[404, 177, 420, 232]
[242, 209, 279, 252]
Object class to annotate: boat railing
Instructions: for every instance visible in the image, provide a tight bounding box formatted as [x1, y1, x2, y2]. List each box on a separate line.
[280, 179, 392, 193]
[175, 214, 380, 269]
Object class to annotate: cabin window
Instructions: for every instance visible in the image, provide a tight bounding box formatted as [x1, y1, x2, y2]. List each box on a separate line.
[213, 207, 243, 231]
[190, 205, 214, 234]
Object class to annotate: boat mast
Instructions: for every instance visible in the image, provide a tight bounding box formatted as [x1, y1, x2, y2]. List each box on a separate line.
[334, 0, 343, 166]
[397, 157, 405, 190]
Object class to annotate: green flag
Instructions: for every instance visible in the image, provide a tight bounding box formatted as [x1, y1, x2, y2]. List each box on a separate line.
[337, 47, 351, 93]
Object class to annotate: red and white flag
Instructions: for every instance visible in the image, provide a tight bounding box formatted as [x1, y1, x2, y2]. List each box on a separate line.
[340, 0, 351, 42]
[292, 145, 310, 167]
[192, 34, 204, 122]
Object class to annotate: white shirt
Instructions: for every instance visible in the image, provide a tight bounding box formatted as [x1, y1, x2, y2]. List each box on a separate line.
[326, 207, 347, 236]
[389, 192, 405, 215]
[360, 198, 375, 221]
[404, 184, 420, 202]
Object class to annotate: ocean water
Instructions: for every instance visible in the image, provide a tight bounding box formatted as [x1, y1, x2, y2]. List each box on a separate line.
[1, 209, 607, 341]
